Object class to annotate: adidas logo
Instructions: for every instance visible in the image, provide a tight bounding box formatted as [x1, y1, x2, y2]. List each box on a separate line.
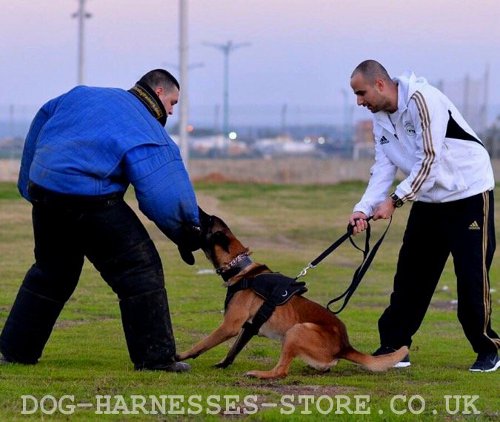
[468, 221, 480, 230]
[380, 136, 389, 145]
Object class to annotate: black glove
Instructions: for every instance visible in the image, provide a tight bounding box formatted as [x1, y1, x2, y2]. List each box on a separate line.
[177, 224, 202, 265]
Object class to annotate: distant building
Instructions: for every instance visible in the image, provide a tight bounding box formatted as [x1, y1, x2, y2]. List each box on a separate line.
[352, 120, 374, 160]
[483, 117, 500, 159]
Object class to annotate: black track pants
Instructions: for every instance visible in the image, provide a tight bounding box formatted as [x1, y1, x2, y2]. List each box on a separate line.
[0, 186, 173, 363]
[379, 191, 499, 354]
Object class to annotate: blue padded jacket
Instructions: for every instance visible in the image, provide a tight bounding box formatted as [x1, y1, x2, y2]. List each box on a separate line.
[18, 86, 199, 244]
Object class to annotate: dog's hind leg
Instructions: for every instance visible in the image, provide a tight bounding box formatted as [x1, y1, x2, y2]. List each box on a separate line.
[246, 323, 337, 379]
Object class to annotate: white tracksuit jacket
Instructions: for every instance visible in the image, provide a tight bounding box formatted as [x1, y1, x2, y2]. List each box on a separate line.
[354, 71, 495, 217]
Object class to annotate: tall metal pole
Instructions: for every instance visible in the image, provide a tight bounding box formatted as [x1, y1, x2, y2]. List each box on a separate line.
[482, 64, 489, 131]
[204, 41, 250, 138]
[463, 73, 470, 125]
[341, 89, 351, 144]
[77, 0, 85, 84]
[223, 47, 230, 139]
[73, 0, 91, 85]
[178, 0, 189, 167]
[281, 104, 288, 135]
[8, 105, 14, 138]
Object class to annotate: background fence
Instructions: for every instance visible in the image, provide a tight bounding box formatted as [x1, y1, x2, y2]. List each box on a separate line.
[2, 70, 500, 165]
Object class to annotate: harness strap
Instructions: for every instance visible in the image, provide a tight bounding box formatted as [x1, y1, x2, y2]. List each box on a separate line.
[216, 300, 277, 368]
[224, 278, 250, 310]
[218, 274, 306, 368]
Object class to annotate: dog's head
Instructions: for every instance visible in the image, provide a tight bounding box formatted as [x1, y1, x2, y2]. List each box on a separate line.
[198, 208, 249, 271]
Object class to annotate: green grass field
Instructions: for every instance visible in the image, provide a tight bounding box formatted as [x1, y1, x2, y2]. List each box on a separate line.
[0, 181, 498, 421]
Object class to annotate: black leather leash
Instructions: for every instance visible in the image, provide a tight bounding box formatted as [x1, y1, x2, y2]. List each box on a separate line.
[295, 216, 392, 314]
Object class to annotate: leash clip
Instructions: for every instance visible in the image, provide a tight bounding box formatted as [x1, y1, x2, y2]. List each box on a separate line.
[295, 263, 315, 280]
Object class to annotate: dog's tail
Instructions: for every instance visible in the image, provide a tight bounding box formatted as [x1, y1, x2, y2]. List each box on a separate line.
[342, 346, 409, 372]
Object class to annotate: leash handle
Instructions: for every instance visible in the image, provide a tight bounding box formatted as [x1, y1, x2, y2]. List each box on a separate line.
[327, 216, 392, 314]
[347, 215, 373, 234]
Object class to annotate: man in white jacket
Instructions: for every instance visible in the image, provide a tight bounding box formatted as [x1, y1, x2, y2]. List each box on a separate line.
[349, 59, 499, 372]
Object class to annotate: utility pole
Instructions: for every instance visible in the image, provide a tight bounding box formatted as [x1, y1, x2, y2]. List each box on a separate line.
[482, 64, 489, 131]
[213, 104, 220, 134]
[178, 0, 189, 167]
[341, 89, 352, 144]
[8, 105, 14, 138]
[72, 0, 92, 85]
[281, 104, 288, 135]
[204, 41, 250, 138]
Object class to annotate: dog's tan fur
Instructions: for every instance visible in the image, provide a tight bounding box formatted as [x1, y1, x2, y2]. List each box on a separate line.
[177, 213, 408, 379]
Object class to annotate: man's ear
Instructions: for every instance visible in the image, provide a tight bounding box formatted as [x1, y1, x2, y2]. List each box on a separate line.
[155, 86, 165, 97]
[374, 78, 385, 92]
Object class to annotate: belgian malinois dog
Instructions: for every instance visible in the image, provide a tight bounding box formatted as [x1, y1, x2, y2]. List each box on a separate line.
[176, 210, 408, 379]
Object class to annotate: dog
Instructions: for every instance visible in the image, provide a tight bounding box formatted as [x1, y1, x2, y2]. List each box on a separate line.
[176, 210, 408, 379]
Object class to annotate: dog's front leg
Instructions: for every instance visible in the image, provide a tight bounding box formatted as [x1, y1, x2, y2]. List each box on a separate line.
[177, 308, 249, 361]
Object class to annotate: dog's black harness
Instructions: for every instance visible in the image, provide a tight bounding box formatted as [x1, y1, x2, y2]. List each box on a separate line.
[224, 273, 307, 311]
[216, 272, 307, 368]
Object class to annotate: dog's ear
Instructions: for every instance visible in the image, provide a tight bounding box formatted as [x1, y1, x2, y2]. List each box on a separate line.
[198, 206, 209, 219]
[198, 207, 211, 227]
[210, 231, 231, 252]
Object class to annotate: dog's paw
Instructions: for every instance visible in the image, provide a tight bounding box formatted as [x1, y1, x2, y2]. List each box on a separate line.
[177, 351, 200, 361]
[245, 370, 286, 380]
[245, 370, 259, 378]
[214, 360, 231, 369]
[176, 352, 192, 361]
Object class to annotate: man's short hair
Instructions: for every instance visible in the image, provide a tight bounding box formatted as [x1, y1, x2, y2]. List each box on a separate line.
[139, 69, 180, 92]
[351, 60, 391, 84]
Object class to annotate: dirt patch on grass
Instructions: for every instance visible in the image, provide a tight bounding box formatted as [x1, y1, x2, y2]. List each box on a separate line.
[257, 382, 356, 396]
[0, 202, 31, 224]
[193, 172, 234, 183]
[220, 382, 357, 418]
[54, 317, 117, 329]
[430, 300, 457, 310]
[196, 192, 222, 217]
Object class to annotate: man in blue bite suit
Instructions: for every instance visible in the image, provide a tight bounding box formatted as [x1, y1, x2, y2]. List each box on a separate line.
[0, 69, 200, 372]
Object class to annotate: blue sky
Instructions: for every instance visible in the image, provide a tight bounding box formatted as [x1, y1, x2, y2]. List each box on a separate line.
[1, 0, 499, 126]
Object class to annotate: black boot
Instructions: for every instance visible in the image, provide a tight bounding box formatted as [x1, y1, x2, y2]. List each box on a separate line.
[0, 287, 65, 364]
[119, 288, 190, 372]
[0, 352, 12, 365]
